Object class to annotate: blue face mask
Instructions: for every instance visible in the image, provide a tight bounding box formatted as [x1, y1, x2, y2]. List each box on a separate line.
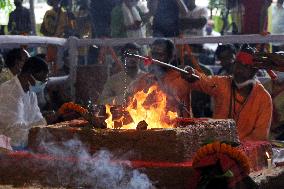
[29, 79, 47, 93]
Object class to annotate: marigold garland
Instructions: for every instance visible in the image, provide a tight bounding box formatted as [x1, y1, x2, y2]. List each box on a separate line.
[192, 141, 250, 175]
[58, 102, 89, 116]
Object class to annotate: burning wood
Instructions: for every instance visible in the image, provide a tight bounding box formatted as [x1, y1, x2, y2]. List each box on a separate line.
[105, 85, 178, 129]
[136, 120, 148, 130]
[107, 105, 134, 129]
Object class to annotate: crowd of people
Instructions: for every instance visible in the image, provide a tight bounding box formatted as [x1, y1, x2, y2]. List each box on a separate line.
[1, 0, 283, 69]
[5, 0, 282, 38]
[1, 0, 284, 150]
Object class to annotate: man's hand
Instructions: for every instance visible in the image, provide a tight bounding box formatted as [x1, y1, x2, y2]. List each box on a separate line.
[181, 66, 199, 82]
[127, 21, 142, 30]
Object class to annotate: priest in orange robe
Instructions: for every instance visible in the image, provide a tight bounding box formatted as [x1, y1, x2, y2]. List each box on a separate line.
[130, 38, 192, 117]
[183, 45, 272, 141]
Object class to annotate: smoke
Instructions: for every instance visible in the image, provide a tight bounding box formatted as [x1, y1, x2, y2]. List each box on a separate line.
[33, 130, 154, 189]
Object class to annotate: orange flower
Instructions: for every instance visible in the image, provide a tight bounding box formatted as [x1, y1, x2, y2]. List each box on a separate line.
[192, 141, 250, 174]
[58, 102, 89, 116]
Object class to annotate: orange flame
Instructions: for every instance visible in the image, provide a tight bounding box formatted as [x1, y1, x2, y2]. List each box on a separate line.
[105, 104, 114, 128]
[105, 85, 178, 129]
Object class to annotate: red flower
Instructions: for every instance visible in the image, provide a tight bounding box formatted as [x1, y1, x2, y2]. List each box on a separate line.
[144, 56, 152, 66]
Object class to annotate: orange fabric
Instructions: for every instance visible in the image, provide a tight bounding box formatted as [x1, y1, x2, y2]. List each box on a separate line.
[184, 45, 203, 73]
[191, 71, 272, 141]
[46, 45, 57, 73]
[163, 70, 192, 117]
[46, 45, 57, 63]
[97, 46, 123, 69]
[131, 70, 192, 117]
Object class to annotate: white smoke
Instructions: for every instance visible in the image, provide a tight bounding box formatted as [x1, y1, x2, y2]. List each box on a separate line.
[33, 131, 154, 189]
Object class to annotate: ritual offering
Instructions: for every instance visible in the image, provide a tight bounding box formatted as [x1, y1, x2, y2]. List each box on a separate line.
[0, 83, 275, 188]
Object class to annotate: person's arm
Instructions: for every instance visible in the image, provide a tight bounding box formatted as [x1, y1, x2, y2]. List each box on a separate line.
[0, 93, 39, 133]
[138, 6, 152, 26]
[243, 94, 272, 141]
[28, 92, 47, 126]
[165, 72, 193, 117]
[182, 67, 223, 97]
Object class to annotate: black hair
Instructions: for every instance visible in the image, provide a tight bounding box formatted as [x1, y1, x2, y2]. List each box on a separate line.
[215, 44, 236, 59]
[21, 56, 49, 75]
[152, 38, 175, 59]
[121, 42, 141, 56]
[4, 48, 23, 69]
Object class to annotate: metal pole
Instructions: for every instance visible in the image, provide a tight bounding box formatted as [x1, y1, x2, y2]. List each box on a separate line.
[68, 36, 79, 101]
[125, 52, 200, 79]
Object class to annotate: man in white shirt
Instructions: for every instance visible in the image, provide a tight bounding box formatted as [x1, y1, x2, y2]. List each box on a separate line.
[204, 20, 221, 51]
[0, 57, 48, 150]
[179, 0, 209, 37]
[271, 0, 284, 52]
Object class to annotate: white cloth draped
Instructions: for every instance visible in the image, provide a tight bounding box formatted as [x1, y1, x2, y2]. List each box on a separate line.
[122, 2, 146, 38]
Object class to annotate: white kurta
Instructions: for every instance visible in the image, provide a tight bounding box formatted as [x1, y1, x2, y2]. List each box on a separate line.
[0, 76, 46, 147]
[180, 6, 209, 37]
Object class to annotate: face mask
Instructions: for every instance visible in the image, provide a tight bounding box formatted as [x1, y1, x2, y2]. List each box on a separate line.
[206, 26, 212, 35]
[29, 79, 47, 93]
[234, 79, 256, 89]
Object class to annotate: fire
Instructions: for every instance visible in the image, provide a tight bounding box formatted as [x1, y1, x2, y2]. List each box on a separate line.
[105, 104, 114, 128]
[105, 85, 178, 129]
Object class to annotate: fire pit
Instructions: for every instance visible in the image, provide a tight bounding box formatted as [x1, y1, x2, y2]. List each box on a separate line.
[26, 84, 240, 188]
[24, 118, 238, 189]
[40, 84, 238, 162]
[28, 119, 239, 162]
[2, 84, 269, 188]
